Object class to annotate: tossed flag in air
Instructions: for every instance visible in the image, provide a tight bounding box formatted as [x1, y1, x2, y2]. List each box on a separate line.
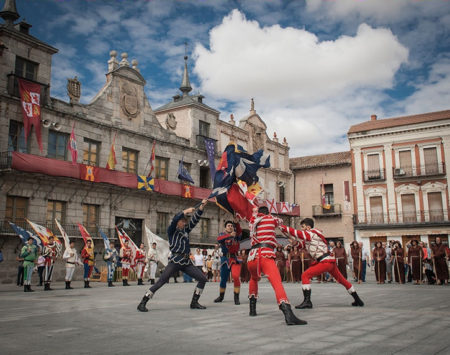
[212, 143, 270, 221]
[137, 175, 154, 191]
[9, 221, 42, 248]
[99, 228, 111, 251]
[145, 226, 170, 266]
[55, 218, 70, 249]
[77, 223, 94, 247]
[177, 157, 195, 184]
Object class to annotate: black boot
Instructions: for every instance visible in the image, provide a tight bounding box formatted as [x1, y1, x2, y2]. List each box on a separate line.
[84, 281, 91, 288]
[249, 296, 257, 316]
[295, 289, 313, 309]
[44, 283, 51, 291]
[214, 292, 225, 303]
[234, 292, 240, 305]
[190, 292, 206, 309]
[108, 281, 115, 287]
[28, 285, 34, 292]
[65, 281, 70, 289]
[138, 279, 144, 285]
[137, 296, 150, 312]
[350, 291, 364, 307]
[24, 285, 28, 292]
[124, 279, 130, 286]
[280, 302, 307, 325]
[151, 279, 155, 285]
[68, 282, 73, 289]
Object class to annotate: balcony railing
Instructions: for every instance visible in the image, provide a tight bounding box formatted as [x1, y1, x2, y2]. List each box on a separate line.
[196, 134, 216, 151]
[312, 204, 342, 217]
[393, 163, 446, 179]
[363, 168, 386, 182]
[355, 209, 448, 225]
[7, 73, 50, 106]
[0, 220, 116, 240]
[0, 151, 12, 170]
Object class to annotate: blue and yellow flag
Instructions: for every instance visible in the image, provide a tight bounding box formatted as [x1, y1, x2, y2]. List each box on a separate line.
[138, 175, 154, 191]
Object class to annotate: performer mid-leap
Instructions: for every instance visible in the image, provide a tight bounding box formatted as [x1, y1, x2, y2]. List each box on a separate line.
[137, 199, 208, 312]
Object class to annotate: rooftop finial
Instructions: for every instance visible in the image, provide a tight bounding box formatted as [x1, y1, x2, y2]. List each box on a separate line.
[250, 98, 255, 114]
[0, 0, 20, 28]
[180, 42, 192, 96]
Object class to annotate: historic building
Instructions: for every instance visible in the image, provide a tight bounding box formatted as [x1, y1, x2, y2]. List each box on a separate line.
[290, 152, 355, 246]
[0, 1, 297, 282]
[348, 111, 450, 250]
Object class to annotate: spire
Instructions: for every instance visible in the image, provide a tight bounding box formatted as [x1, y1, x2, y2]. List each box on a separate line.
[0, 0, 19, 28]
[250, 98, 256, 114]
[179, 42, 192, 96]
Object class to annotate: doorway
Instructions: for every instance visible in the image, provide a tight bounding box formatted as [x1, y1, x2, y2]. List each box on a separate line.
[115, 217, 143, 246]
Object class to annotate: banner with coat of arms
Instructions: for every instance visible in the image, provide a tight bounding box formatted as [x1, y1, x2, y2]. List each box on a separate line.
[18, 79, 43, 152]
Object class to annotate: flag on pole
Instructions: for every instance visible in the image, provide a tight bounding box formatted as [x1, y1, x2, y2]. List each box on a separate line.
[116, 228, 138, 269]
[18, 79, 43, 152]
[145, 226, 170, 266]
[26, 219, 62, 255]
[106, 134, 117, 170]
[99, 228, 111, 251]
[77, 223, 94, 247]
[148, 140, 156, 178]
[204, 137, 216, 183]
[54, 218, 70, 250]
[9, 222, 42, 248]
[68, 123, 78, 165]
[177, 157, 194, 184]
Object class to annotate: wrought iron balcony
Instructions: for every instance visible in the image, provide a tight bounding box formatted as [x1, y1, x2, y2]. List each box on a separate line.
[363, 168, 385, 182]
[7, 73, 50, 106]
[0, 151, 12, 170]
[393, 163, 446, 179]
[312, 204, 342, 217]
[196, 134, 216, 151]
[355, 209, 448, 225]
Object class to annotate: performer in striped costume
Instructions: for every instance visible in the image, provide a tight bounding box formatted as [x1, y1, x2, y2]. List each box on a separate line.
[135, 243, 146, 285]
[280, 218, 364, 309]
[247, 206, 306, 325]
[137, 199, 208, 312]
[42, 236, 57, 291]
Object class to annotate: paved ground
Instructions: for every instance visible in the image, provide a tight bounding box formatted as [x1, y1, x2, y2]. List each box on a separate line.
[0, 278, 449, 355]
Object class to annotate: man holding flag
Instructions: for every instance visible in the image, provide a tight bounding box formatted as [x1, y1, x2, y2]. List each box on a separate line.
[63, 240, 81, 289]
[81, 239, 95, 288]
[42, 236, 58, 291]
[137, 199, 208, 312]
[120, 238, 132, 286]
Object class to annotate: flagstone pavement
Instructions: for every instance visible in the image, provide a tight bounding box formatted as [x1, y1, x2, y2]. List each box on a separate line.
[0, 278, 449, 355]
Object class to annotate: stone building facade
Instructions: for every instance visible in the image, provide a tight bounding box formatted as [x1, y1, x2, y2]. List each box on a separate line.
[0, 2, 297, 283]
[348, 111, 450, 251]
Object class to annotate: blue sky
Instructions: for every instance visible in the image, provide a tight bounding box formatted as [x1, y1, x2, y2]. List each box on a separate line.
[8, 0, 450, 157]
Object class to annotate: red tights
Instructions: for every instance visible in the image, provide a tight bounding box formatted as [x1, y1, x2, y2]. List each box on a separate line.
[302, 261, 352, 290]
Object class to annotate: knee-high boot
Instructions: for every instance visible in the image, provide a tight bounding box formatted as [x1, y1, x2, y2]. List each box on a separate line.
[350, 291, 364, 306]
[214, 288, 225, 303]
[280, 302, 307, 325]
[234, 292, 240, 305]
[137, 292, 153, 312]
[249, 296, 257, 316]
[295, 289, 313, 309]
[190, 289, 206, 309]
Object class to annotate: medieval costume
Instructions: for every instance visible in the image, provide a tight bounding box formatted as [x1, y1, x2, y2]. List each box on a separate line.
[431, 239, 449, 284]
[246, 209, 306, 325]
[120, 240, 132, 286]
[104, 243, 118, 287]
[135, 244, 146, 285]
[391, 242, 405, 284]
[299, 245, 312, 280]
[408, 241, 423, 284]
[275, 246, 286, 281]
[372, 242, 386, 284]
[333, 243, 348, 279]
[63, 242, 80, 289]
[20, 239, 38, 292]
[137, 201, 209, 312]
[42, 238, 58, 291]
[240, 249, 250, 283]
[289, 246, 302, 283]
[350, 241, 362, 283]
[281, 219, 364, 310]
[81, 240, 95, 288]
[214, 220, 242, 305]
[147, 243, 159, 285]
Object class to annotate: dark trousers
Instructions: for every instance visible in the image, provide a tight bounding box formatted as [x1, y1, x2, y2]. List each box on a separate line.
[17, 265, 24, 286]
[361, 261, 367, 282]
[37, 266, 44, 285]
[150, 262, 207, 295]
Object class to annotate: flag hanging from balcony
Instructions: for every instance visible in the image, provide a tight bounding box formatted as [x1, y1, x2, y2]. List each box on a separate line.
[266, 198, 278, 214]
[279, 202, 292, 213]
[137, 175, 154, 191]
[18, 79, 43, 152]
[321, 178, 331, 209]
[68, 123, 78, 165]
[9, 221, 42, 249]
[204, 137, 216, 183]
[81, 165, 100, 182]
[147, 140, 156, 178]
[178, 156, 195, 184]
[106, 134, 117, 170]
[182, 183, 192, 198]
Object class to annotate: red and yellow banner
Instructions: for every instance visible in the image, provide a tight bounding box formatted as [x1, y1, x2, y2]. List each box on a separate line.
[18, 79, 42, 152]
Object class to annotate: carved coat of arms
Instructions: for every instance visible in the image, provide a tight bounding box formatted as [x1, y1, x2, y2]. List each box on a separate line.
[120, 83, 140, 119]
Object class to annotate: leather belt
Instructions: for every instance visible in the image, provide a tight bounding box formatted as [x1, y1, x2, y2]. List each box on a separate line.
[251, 243, 275, 250]
[316, 253, 330, 262]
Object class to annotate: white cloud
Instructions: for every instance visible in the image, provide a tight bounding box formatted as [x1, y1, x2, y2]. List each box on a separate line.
[194, 10, 408, 106]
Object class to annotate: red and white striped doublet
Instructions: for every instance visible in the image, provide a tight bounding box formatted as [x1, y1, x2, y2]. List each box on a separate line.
[280, 226, 334, 262]
[249, 213, 284, 260]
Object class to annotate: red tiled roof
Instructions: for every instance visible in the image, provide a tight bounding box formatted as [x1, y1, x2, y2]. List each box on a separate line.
[348, 110, 450, 134]
[289, 151, 351, 170]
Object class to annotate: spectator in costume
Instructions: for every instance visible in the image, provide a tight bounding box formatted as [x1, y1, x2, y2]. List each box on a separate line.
[431, 237, 449, 285]
[333, 241, 348, 279]
[372, 241, 386, 284]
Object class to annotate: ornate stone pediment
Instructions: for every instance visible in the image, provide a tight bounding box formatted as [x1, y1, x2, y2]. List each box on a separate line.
[120, 82, 140, 119]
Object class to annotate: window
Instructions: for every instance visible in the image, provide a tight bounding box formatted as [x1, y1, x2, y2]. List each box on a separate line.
[399, 150, 412, 175]
[156, 212, 169, 236]
[46, 200, 66, 226]
[199, 120, 210, 137]
[155, 157, 169, 180]
[401, 194, 416, 222]
[199, 166, 210, 188]
[5, 196, 28, 226]
[82, 204, 99, 232]
[428, 192, 443, 221]
[83, 139, 100, 166]
[369, 196, 383, 223]
[367, 154, 381, 179]
[122, 148, 138, 174]
[15, 56, 38, 81]
[200, 218, 209, 240]
[47, 131, 69, 160]
[8, 120, 28, 153]
[424, 147, 438, 175]
[323, 184, 334, 206]
[279, 185, 285, 202]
